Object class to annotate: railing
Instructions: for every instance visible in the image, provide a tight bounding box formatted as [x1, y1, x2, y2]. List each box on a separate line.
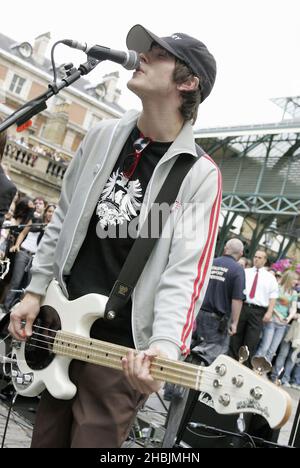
[3, 140, 69, 187]
[45, 160, 67, 180]
[5, 141, 38, 167]
[221, 192, 300, 216]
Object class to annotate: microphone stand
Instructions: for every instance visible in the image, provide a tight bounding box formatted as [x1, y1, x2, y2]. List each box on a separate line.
[0, 57, 100, 133]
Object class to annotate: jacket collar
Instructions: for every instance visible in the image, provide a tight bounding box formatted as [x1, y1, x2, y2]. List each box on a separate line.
[118, 110, 199, 160]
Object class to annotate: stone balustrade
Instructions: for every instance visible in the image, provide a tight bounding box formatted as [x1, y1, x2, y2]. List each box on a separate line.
[3, 140, 70, 201]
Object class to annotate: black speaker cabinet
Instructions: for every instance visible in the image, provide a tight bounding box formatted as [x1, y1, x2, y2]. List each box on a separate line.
[176, 389, 280, 448]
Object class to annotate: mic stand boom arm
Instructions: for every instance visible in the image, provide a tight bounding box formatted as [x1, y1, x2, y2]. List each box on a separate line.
[0, 57, 100, 133]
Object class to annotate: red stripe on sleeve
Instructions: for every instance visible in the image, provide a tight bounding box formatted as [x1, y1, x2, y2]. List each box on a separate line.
[180, 160, 222, 353]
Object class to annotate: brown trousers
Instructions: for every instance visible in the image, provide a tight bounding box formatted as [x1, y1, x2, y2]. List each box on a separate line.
[31, 360, 146, 448]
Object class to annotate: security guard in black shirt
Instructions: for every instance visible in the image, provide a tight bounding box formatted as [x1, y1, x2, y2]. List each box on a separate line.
[192, 238, 245, 364]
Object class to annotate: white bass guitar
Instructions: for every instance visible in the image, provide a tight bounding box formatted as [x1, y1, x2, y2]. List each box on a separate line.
[10, 280, 292, 429]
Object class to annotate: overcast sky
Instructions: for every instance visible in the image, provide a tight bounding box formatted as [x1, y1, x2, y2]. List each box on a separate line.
[1, 0, 300, 128]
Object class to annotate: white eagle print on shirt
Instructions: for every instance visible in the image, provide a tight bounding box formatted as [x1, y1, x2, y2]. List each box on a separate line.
[96, 168, 143, 228]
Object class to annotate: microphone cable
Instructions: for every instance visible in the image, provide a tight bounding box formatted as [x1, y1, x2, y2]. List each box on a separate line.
[50, 40, 68, 85]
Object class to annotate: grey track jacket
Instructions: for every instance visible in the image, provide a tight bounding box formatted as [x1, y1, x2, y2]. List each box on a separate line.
[27, 110, 222, 360]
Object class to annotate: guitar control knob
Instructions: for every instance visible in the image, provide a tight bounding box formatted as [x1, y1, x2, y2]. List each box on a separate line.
[23, 374, 33, 383]
[250, 387, 263, 400]
[232, 375, 244, 388]
[218, 394, 230, 407]
[215, 364, 227, 376]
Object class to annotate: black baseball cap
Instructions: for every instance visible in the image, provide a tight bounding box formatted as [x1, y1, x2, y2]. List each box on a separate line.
[126, 24, 217, 103]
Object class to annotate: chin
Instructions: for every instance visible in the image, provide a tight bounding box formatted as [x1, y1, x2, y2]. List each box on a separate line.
[127, 79, 142, 98]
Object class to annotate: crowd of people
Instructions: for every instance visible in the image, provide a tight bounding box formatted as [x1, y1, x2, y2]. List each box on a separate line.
[164, 243, 300, 406]
[0, 125, 56, 314]
[0, 194, 56, 315]
[192, 244, 300, 389]
[162, 242, 300, 447]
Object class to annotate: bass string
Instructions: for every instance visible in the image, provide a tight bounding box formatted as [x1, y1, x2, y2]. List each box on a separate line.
[29, 330, 222, 379]
[30, 325, 246, 383]
[22, 340, 260, 398]
[30, 325, 234, 380]
[26, 334, 260, 397]
[22, 329, 275, 398]
[32, 324, 57, 334]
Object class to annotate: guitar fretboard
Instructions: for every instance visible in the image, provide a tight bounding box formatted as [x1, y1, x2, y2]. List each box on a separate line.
[52, 331, 203, 390]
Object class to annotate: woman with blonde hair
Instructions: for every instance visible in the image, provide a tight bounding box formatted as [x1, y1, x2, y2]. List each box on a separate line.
[255, 269, 298, 364]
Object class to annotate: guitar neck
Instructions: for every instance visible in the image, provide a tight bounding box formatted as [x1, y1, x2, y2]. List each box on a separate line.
[53, 331, 202, 390]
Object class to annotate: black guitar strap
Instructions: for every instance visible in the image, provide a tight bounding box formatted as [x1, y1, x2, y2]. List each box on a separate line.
[104, 145, 204, 320]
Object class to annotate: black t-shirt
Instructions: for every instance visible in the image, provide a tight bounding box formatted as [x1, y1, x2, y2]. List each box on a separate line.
[67, 126, 172, 347]
[201, 255, 246, 317]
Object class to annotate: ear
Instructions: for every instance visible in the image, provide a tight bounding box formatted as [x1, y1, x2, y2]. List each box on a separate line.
[177, 76, 200, 92]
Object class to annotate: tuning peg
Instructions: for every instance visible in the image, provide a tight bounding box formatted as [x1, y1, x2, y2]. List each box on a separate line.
[251, 356, 272, 375]
[238, 346, 250, 364]
[218, 394, 231, 407]
[236, 346, 250, 435]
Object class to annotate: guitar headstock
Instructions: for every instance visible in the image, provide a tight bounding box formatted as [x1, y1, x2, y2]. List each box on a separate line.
[199, 355, 292, 429]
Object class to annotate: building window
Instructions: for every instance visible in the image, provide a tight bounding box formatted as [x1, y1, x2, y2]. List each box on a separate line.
[9, 74, 26, 95]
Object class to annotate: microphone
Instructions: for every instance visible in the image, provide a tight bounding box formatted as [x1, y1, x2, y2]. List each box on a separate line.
[61, 40, 140, 70]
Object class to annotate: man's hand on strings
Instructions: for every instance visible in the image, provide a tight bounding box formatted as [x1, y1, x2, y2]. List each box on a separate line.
[122, 346, 166, 395]
[8, 293, 41, 341]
